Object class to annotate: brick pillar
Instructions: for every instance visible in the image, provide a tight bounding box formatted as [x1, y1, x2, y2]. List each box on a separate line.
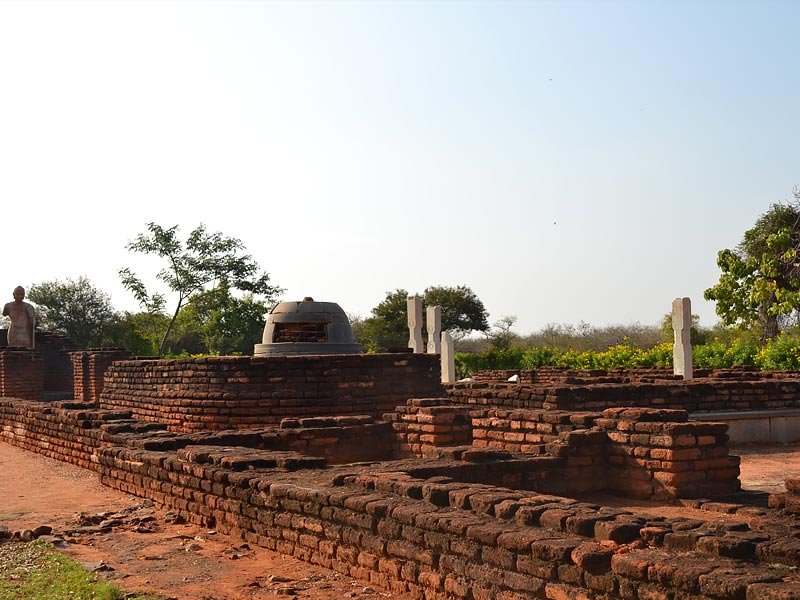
[598, 408, 740, 500]
[0, 349, 44, 400]
[72, 349, 132, 402]
[390, 399, 472, 458]
[87, 349, 132, 402]
[70, 352, 90, 401]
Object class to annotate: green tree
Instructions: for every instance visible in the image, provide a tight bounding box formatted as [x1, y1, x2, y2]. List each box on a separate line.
[658, 313, 710, 346]
[423, 285, 490, 335]
[173, 283, 269, 355]
[27, 277, 118, 348]
[119, 222, 281, 355]
[485, 315, 520, 351]
[355, 286, 490, 352]
[705, 194, 800, 339]
[109, 311, 169, 356]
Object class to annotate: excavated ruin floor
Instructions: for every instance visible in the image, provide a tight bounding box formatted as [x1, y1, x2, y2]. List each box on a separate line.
[1, 441, 798, 600]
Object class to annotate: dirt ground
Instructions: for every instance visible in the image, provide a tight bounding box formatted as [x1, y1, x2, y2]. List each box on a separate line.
[1, 441, 798, 600]
[0, 443, 403, 600]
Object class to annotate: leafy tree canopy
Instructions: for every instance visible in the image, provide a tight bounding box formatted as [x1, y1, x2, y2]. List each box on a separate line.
[119, 222, 282, 354]
[704, 193, 800, 339]
[172, 283, 269, 355]
[354, 285, 489, 352]
[27, 277, 118, 348]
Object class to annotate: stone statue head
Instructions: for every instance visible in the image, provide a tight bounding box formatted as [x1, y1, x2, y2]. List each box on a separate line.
[12, 286, 24, 302]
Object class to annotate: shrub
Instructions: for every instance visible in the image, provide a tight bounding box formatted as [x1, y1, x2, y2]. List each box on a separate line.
[693, 341, 731, 369]
[755, 334, 800, 370]
[641, 342, 673, 367]
[452, 335, 770, 377]
[454, 347, 525, 379]
[520, 347, 562, 369]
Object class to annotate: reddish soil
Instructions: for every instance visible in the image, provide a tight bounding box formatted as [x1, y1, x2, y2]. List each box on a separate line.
[0, 443, 405, 600]
[0, 441, 798, 600]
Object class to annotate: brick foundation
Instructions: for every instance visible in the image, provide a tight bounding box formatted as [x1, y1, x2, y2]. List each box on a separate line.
[386, 403, 739, 501]
[0, 349, 44, 400]
[387, 399, 473, 458]
[71, 349, 133, 402]
[98, 354, 444, 432]
[448, 377, 800, 412]
[472, 366, 800, 384]
[1, 396, 798, 600]
[1, 329, 75, 397]
[2, 358, 800, 599]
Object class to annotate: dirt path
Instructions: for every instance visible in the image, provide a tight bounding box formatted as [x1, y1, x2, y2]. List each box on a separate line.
[0, 442, 401, 600]
[734, 442, 800, 494]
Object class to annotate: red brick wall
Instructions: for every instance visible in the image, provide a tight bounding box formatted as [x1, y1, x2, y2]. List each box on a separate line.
[597, 408, 739, 500]
[470, 408, 597, 453]
[71, 350, 133, 402]
[1, 396, 798, 599]
[473, 366, 800, 384]
[386, 399, 473, 458]
[0, 349, 43, 400]
[1, 330, 75, 395]
[99, 354, 444, 432]
[448, 378, 800, 412]
[424, 405, 739, 501]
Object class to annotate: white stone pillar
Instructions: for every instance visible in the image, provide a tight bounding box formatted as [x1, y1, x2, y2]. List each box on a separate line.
[672, 297, 693, 380]
[441, 330, 455, 383]
[407, 296, 424, 353]
[426, 305, 442, 354]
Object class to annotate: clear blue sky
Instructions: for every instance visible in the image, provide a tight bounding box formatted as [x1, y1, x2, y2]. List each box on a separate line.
[1, 0, 798, 335]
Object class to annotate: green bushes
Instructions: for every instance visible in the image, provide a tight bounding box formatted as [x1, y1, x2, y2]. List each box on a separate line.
[455, 348, 525, 380]
[454, 335, 800, 377]
[754, 334, 800, 370]
[458, 342, 675, 376]
[691, 339, 758, 369]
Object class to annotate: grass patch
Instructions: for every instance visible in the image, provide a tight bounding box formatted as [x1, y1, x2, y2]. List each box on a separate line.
[0, 539, 160, 600]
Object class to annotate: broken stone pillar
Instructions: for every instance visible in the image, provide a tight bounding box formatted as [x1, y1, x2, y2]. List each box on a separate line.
[672, 297, 693, 380]
[441, 330, 455, 383]
[407, 296, 424, 353]
[426, 305, 442, 354]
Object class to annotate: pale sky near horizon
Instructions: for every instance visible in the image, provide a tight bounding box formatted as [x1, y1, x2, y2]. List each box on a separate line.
[1, 0, 798, 335]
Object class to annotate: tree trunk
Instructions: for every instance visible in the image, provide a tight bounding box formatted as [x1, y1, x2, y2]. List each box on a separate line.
[159, 300, 184, 355]
[759, 314, 780, 342]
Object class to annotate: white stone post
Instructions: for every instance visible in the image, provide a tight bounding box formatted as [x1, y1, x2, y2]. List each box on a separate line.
[441, 330, 455, 383]
[426, 305, 442, 354]
[672, 297, 693, 380]
[407, 296, 424, 353]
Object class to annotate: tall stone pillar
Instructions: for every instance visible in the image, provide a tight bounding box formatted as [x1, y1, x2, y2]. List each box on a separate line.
[672, 297, 693, 380]
[441, 330, 455, 383]
[426, 305, 442, 354]
[407, 296, 424, 353]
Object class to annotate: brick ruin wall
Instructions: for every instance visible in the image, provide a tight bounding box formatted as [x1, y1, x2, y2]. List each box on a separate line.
[388, 401, 739, 501]
[0, 349, 43, 400]
[473, 366, 800, 384]
[71, 349, 133, 402]
[97, 354, 444, 432]
[447, 378, 800, 412]
[1, 356, 800, 598]
[1, 396, 799, 599]
[0, 330, 75, 396]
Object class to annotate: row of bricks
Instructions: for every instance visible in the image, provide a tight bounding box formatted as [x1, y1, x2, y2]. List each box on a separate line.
[3, 396, 796, 596]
